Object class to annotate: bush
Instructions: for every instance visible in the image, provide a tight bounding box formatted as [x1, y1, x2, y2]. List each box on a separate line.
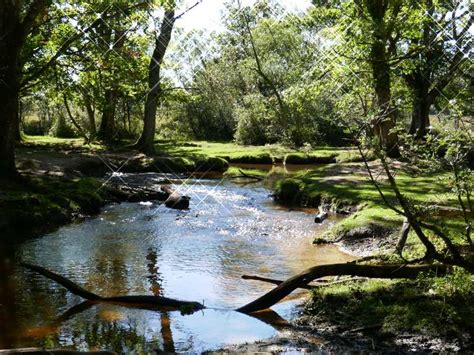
[49, 117, 77, 138]
[22, 119, 46, 136]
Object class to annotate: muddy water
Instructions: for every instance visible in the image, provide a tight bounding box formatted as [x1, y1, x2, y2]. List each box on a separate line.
[1, 177, 352, 353]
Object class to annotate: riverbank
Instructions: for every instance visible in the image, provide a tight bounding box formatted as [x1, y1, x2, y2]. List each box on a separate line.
[268, 160, 474, 352]
[2, 136, 354, 237]
[1, 138, 231, 238]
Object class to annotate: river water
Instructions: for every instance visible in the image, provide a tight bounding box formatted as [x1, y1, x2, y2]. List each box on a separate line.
[1, 175, 352, 353]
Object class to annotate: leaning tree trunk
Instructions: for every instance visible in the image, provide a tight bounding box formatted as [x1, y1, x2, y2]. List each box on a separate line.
[0, 9, 22, 178]
[135, 8, 175, 154]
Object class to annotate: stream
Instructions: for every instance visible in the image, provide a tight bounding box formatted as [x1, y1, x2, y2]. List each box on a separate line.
[1, 174, 353, 353]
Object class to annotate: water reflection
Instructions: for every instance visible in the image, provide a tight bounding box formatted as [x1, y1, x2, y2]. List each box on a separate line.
[2, 178, 353, 352]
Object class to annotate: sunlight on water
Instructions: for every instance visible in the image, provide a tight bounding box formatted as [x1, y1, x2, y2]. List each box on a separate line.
[4, 177, 353, 352]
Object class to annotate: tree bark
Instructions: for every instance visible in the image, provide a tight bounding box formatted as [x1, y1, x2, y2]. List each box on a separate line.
[81, 88, 97, 138]
[0, 0, 51, 178]
[98, 89, 117, 141]
[396, 218, 411, 255]
[97, 27, 125, 142]
[135, 8, 176, 154]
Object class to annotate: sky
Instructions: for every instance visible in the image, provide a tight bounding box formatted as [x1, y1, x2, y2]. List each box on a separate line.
[175, 0, 313, 33]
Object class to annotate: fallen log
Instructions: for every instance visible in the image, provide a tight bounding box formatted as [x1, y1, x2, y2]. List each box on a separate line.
[237, 169, 263, 182]
[314, 211, 328, 223]
[242, 275, 313, 289]
[236, 263, 446, 314]
[21, 263, 204, 312]
[161, 185, 190, 210]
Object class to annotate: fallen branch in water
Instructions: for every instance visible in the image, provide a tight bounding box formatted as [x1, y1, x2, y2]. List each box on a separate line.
[228, 169, 263, 183]
[242, 274, 369, 289]
[237, 263, 447, 313]
[242, 275, 313, 289]
[21, 263, 204, 312]
[22, 262, 447, 316]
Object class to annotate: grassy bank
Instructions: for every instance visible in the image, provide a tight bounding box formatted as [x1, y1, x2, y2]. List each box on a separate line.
[0, 176, 109, 238]
[154, 140, 361, 164]
[20, 135, 363, 167]
[303, 268, 474, 352]
[273, 161, 462, 243]
[271, 160, 472, 350]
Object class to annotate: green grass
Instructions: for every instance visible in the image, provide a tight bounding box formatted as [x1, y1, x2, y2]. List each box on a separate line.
[155, 140, 358, 164]
[21, 136, 365, 165]
[22, 135, 107, 151]
[273, 162, 463, 245]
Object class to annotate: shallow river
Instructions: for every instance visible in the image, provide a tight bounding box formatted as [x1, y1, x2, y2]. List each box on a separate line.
[1, 176, 352, 353]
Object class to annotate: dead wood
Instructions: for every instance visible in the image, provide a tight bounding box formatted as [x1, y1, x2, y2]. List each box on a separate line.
[242, 274, 368, 289]
[161, 185, 190, 209]
[22, 262, 447, 316]
[237, 263, 446, 313]
[229, 169, 263, 183]
[21, 263, 204, 311]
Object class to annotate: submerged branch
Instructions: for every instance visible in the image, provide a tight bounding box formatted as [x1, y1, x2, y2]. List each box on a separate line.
[21, 263, 205, 312]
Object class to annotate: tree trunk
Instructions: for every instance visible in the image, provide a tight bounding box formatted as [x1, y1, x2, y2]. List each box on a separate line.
[82, 89, 96, 138]
[135, 8, 176, 154]
[0, 9, 21, 178]
[96, 26, 125, 142]
[409, 91, 431, 138]
[365, 0, 399, 157]
[409, 75, 432, 138]
[97, 89, 116, 141]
